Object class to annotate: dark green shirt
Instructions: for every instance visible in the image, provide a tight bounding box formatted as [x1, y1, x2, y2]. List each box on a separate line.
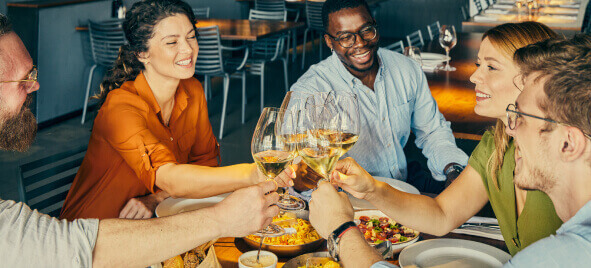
[468, 131, 563, 256]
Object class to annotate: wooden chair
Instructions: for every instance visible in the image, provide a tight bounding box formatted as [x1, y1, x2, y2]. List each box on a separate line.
[384, 40, 404, 54]
[406, 30, 424, 48]
[18, 146, 87, 217]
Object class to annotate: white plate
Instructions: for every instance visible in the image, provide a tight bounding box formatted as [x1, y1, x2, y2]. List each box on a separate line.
[349, 176, 419, 210]
[399, 238, 511, 268]
[155, 193, 230, 217]
[354, 209, 420, 256]
[421, 52, 451, 63]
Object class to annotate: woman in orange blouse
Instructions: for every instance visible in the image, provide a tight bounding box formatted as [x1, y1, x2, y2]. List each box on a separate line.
[60, 0, 292, 220]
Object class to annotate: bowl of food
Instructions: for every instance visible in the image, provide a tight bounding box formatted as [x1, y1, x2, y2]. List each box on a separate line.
[238, 250, 278, 268]
[243, 213, 324, 257]
[354, 210, 420, 255]
[283, 252, 341, 268]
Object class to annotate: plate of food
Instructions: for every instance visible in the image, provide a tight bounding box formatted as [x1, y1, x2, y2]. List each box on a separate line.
[151, 240, 218, 268]
[283, 252, 341, 268]
[243, 213, 324, 257]
[399, 238, 511, 268]
[354, 210, 420, 255]
[155, 193, 230, 217]
[349, 176, 419, 210]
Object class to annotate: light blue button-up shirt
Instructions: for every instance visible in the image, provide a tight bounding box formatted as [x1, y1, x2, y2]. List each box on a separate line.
[291, 48, 468, 181]
[504, 200, 591, 267]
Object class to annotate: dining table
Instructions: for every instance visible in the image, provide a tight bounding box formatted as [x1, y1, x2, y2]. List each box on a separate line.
[235, 0, 389, 7]
[212, 220, 508, 267]
[76, 18, 305, 42]
[462, 0, 588, 36]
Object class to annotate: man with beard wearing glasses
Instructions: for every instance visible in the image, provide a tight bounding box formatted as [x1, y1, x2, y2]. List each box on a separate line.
[291, 0, 467, 193]
[0, 13, 287, 267]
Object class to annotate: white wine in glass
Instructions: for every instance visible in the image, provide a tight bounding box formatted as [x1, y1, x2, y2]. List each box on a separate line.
[253, 150, 295, 179]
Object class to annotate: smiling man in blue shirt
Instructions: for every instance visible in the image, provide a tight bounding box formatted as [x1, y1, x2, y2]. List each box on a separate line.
[291, 0, 467, 192]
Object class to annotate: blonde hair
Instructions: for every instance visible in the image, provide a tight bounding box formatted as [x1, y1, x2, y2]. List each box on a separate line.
[481, 22, 558, 189]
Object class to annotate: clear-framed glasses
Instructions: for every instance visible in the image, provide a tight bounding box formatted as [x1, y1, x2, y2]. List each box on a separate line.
[506, 103, 591, 139]
[0, 66, 37, 92]
[325, 24, 378, 48]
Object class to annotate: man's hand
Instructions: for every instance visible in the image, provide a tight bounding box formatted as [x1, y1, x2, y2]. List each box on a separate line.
[329, 157, 377, 200]
[250, 163, 296, 187]
[212, 180, 280, 238]
[119, 192, 169, 219]
[309, 180, 354, 238]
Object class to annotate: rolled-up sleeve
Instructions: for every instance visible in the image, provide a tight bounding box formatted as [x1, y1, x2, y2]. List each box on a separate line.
[97, 98, 177, 193]
[410, 67, 468, 181]
[188, 89, 220, 167]
[0, 199, 99, 267]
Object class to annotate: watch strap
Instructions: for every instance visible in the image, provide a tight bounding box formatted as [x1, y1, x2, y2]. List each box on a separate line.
[329, 221, 358, 261]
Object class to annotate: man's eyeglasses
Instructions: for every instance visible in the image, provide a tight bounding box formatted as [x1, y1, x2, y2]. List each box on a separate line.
[506, 103, 591, 139]
[326, 25, 378, 48]
[0, 67, 38, 92]
[512, 74, 524, 91]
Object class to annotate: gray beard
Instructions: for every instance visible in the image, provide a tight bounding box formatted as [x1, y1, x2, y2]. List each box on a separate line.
[0, 94, 37, 152]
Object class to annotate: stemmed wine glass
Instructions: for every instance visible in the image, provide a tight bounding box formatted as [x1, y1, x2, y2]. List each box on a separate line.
[325, 91, 360, 158]
[296, 96, 342, 184]
[251, 107, 292, 236]
[404, 46, 423, 67]
[438, 25, 457, 72]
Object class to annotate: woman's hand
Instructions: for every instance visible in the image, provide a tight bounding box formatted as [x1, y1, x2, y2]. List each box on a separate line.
[119, 191, 169, 219]
[250, 163, 296, 187]
[330, 157, 377, 200]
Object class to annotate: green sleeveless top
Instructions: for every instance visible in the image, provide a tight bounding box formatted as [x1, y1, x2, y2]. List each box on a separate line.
[468, 131, 563, 256]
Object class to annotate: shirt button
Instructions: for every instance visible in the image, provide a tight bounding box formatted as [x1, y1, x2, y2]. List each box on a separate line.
[170, 137, 174, 141]
[382, 117, 386, 122]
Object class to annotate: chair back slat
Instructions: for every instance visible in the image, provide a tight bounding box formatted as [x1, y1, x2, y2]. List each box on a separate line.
[306, 1, 324, 31]
[248, 10, 286, 59]
[427, 21, 441, 41]
[255, 0, 286, 12]
[249, 9, 286, 21]
[193, 7, 210, 19]
[406, 30, 424, 48]
[195, 26, 224, 75]
[384, 40, 404, 54]
[18, 146, 87, 218]
[89, 19, 126, 68]
[474, 0, 483, 14]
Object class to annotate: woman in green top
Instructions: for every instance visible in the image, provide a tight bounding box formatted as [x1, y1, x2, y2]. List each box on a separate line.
[329, 22, 562, 255]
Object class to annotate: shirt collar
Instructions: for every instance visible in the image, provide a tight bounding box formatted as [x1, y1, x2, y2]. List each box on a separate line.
[132, 72, 190, 114]
[330, 48, 386, 88]
[559, 199, 591, 233]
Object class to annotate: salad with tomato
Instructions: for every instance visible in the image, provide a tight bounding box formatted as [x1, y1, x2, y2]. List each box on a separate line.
[357, 216, 419, 245]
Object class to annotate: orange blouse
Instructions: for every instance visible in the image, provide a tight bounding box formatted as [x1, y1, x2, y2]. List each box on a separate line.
[60, 73, 219, 220]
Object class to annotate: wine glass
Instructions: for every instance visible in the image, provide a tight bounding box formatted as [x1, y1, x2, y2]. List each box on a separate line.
[438, 25, 457, 72]
[296, 96, 342, 184]
[326, 91, 360, 158]
[404, 46, 423, 67]
[251, 107, 292, 236]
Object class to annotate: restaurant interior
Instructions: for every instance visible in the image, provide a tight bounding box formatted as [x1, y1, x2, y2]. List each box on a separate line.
[1, 0, 589, 266]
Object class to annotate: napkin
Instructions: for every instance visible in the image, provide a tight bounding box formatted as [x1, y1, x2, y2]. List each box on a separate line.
[486, 9, 510, 14]
[473, 15, 500, 22]
[451, 217, 504, 241]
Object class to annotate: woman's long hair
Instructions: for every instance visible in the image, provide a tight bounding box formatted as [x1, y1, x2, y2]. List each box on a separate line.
[94, 0, 196, 106]
[481, 22, 558, 189]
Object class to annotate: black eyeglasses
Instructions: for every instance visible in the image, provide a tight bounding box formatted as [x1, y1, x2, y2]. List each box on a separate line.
[506, 103, 591, 139]
[325, 25, 378, 48]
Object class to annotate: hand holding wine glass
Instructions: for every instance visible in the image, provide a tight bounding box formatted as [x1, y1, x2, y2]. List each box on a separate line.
[438, 25, 457, 71]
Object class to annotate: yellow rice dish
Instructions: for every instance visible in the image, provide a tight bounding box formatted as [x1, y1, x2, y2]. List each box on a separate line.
[246, 215, 321, 245]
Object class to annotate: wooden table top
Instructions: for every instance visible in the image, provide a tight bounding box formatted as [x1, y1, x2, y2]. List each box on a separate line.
[77, 19, 305, 42]
[196, 19, 305, 41]
[213, 231, 508, 267]
[422, 32, 496, 137]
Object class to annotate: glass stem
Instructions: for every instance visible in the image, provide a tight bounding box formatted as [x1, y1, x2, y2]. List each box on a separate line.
[445, 48, 450, 69]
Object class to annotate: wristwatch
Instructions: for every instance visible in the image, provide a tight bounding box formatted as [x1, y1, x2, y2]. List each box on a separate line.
[444, 163, 464, 177]
[328, 221, 358, 262]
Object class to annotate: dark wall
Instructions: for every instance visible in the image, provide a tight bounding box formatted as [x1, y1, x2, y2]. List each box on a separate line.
[374, 0, 468, 39]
